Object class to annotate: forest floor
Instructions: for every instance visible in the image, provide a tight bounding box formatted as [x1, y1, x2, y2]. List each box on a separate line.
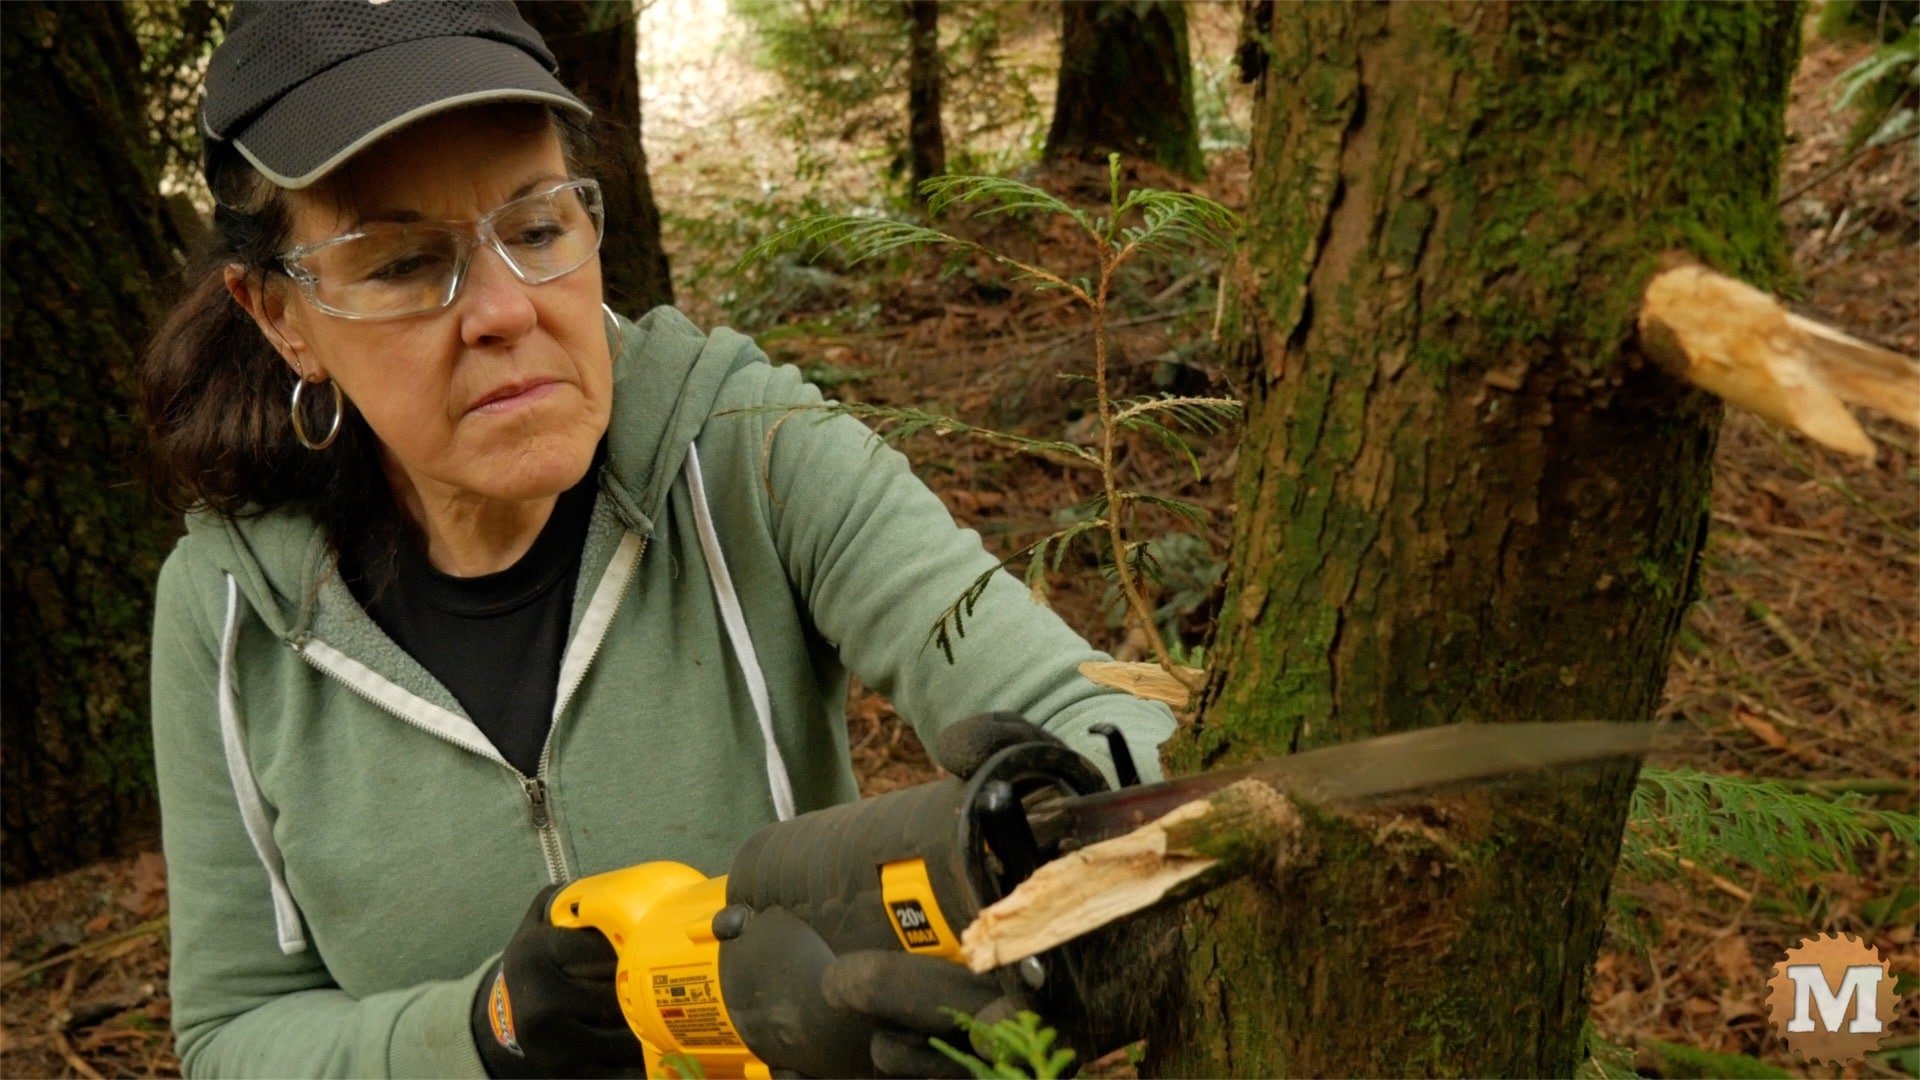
[2, 9, 1914, 1078]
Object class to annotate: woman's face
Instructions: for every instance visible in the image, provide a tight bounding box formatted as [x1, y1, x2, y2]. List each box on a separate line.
[254, 106, 612, 516]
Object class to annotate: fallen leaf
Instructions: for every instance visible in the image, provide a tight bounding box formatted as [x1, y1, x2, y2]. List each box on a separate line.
[1712, 934, 1755, 982]
[83, 914, 113, 935]
[1732, 709, 1789, 751]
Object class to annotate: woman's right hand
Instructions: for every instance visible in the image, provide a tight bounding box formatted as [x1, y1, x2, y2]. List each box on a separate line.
[470, 885, 648, 1078]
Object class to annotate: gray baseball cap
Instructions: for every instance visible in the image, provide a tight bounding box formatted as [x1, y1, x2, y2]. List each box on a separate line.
[200, 1, 590, 192]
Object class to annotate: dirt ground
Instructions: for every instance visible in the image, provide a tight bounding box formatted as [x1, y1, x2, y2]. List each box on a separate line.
[2, 9, 1914, 1078]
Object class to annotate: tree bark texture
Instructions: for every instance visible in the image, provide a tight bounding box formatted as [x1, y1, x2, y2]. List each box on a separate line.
[521, 0, 674, 315]
[1, 1, 190, 879]
[905, 0, 946, 193]
[1147, 3, 1797, 1075]
[1044, 1, 1204, 181]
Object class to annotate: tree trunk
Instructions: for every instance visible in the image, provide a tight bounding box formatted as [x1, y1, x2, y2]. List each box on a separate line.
[1, 1, 189, 879]
[521, 0, 674, 315]
[905, 0, 946, 194]
[1044, 0, 1204, 181]
[1147, 3, 1798, 1075]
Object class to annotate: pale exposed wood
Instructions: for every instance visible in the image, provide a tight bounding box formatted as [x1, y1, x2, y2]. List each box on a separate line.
[960, 779, 1302, 972]
[1638, 263, 1920, 459]
[1785, 312, 1920, 424]
[1077, 659, 1205, 708]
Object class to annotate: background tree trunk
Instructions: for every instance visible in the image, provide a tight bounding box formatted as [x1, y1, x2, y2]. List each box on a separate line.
[1043, 0, 1204, 181]
[905, 0, 946, 194]
[1, 1, 189, 880]
[1147, 3, 1798, 1074]
[522, 0, 674, 315]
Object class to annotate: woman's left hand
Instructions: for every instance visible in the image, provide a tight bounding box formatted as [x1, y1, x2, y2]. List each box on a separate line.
[819, 949, 1020, 1078]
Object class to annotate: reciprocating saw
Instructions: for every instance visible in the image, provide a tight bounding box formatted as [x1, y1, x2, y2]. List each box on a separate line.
[548, 718, 1651, 1078]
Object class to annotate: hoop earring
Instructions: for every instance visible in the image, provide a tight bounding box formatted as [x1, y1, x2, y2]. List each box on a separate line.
[603, 303, 621, 350]
[290, 378, 344, 451]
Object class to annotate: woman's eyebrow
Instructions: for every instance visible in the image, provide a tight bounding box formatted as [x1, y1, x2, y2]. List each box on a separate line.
[349, 175, 571, 227]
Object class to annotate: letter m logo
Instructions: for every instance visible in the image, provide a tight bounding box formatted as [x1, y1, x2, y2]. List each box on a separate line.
[1785, 964, 1886, 1035]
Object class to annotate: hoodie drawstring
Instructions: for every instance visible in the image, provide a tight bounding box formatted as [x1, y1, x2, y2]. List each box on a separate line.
[219, 574, 308, 954]
[684, 445, 797, 822]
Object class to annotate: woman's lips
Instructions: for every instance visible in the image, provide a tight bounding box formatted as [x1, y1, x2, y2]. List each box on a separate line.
[469, 379, 560, 415]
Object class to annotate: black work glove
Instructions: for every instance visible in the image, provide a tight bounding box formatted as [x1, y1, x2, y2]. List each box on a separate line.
[812, 713, 1065, 1077]
[822, 950, 1021, 1077]
[933, 711, 1065, 777]
[470, 884, 648, 1078]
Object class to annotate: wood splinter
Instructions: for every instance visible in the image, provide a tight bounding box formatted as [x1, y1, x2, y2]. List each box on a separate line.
[1637, 262, 1920, 459]
[960, 779, 1304, 973]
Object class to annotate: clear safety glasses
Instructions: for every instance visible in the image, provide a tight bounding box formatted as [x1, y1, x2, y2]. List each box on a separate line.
[277, 179, 605, 320]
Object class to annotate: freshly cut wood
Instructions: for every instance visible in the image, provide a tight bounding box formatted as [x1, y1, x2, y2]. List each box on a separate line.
[1638, 263, 1920, 459]
[960, 779, 1302, 972]
[1078, 659, 1205, 708]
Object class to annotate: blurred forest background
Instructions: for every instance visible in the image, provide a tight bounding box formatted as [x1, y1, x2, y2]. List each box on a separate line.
[2, 1, 1916, 1076]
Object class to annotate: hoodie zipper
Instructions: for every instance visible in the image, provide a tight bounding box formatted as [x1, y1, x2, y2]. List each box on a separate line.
[287, 529, 649, 885]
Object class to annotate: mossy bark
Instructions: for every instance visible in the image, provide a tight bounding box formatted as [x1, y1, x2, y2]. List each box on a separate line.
[1043, 1, 1204, 181]
[1, 1, 189, 879]
[521, 0, 674, 315]
[1146, 3, 1797, 1075]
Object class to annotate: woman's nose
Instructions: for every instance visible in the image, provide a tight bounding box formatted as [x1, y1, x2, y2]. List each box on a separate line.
[457, 244, 539, 348]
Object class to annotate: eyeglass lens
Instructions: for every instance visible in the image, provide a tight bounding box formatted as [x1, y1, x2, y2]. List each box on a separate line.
[294, 183, 604, 319]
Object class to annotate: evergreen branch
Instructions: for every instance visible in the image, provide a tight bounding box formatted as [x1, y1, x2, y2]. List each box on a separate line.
[1121, 490, 1210, 528]
[1620, 767, 1920, 893]
[928, 522, 1107, 663]
[1111, 394, 1243, 430]
[742, 213, 971, 268]
[1113, 189, 1243, 265]
[1025, 518, 1108, 589]
[986, 253, 1091, 304]
[1111, 397, 1239, 482]
[718, 403, 1102, 470]
[920, 174, 1092, 235]
[1116, 415, 1203, 481]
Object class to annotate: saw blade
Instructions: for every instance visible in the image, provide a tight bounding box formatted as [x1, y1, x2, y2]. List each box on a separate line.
[1031, 721, 1656, 851]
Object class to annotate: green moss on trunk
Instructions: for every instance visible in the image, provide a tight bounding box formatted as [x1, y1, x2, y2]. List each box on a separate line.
[1148, 3, 1798, 1075]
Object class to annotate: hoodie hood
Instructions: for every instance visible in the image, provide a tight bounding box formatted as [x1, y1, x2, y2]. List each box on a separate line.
[183, 305, 768, 642]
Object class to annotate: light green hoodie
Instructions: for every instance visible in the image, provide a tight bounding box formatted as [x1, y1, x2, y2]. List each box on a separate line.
[151, 306, 1176, 1078]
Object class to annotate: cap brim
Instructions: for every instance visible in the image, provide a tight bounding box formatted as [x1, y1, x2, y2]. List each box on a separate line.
[230, 35, 589, 189]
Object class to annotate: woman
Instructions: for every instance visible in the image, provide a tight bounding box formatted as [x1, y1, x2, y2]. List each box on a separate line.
[143, 3, 1175, 1077]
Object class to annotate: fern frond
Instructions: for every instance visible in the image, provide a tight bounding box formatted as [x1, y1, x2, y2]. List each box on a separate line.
[743, 213, 969, 268]
[1621, 768, 1920, 892]
[920, 174, 1091, 234]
